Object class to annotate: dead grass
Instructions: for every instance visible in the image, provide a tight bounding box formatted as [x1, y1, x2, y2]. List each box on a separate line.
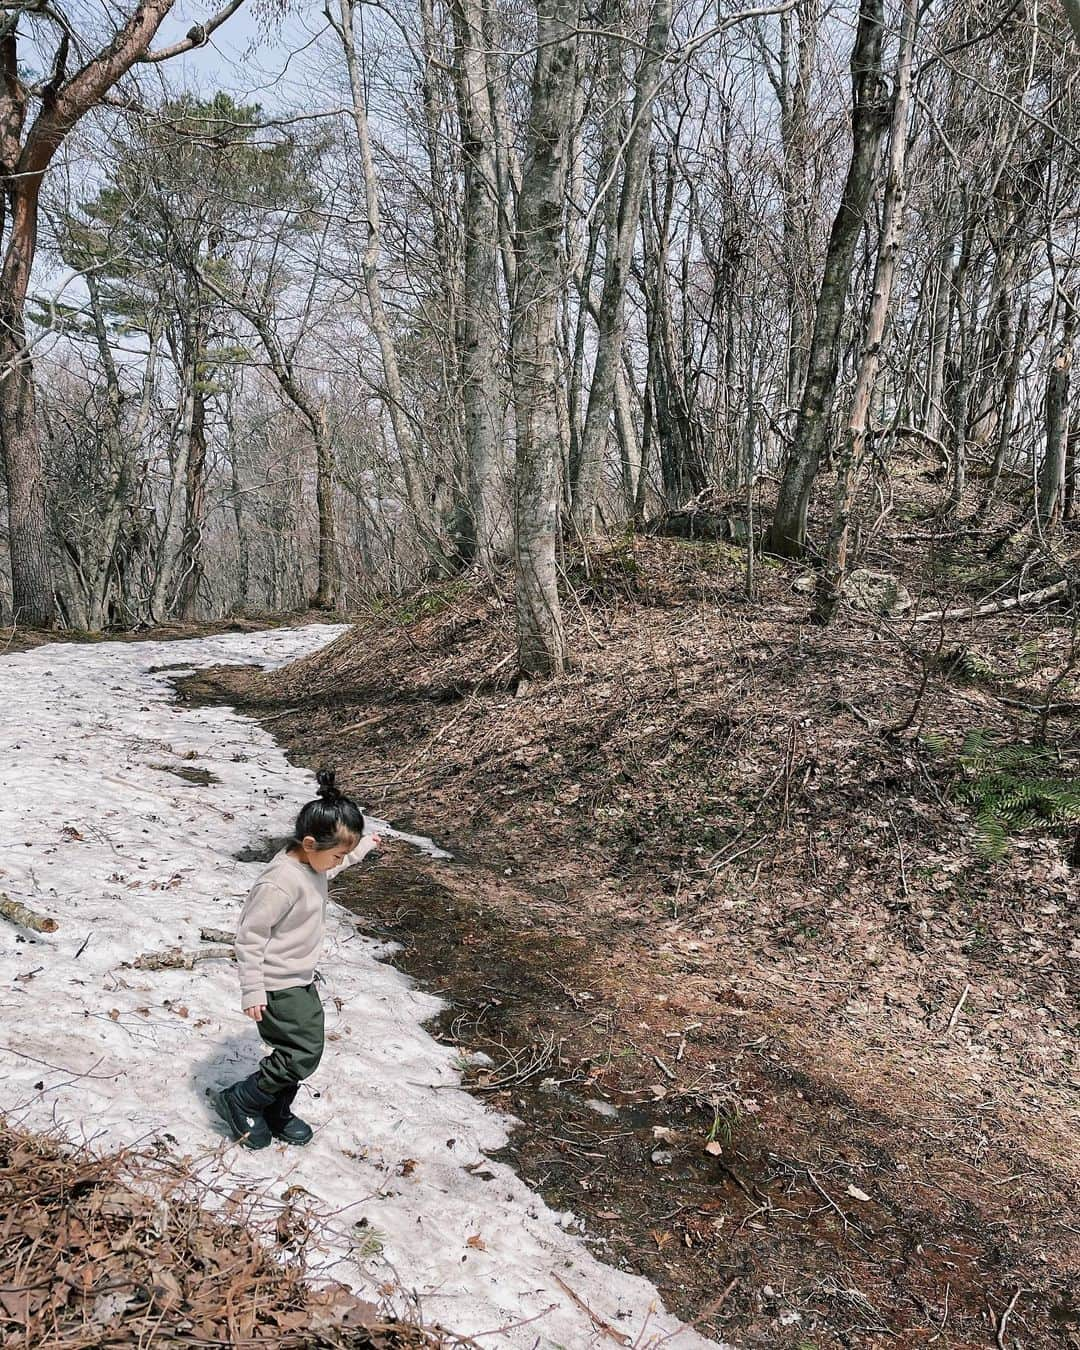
[0, 1121, 439, 1349]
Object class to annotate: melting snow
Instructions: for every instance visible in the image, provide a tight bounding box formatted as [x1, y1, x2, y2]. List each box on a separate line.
[0, 626, 724, 1348]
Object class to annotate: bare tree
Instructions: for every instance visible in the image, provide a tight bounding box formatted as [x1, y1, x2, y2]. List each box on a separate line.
[765, 0, 891, 559]
[510, 0, 581, 675]
[451, 0, 512, 568]
[570, 0, 673, 534]
[815, 0, 918, 622]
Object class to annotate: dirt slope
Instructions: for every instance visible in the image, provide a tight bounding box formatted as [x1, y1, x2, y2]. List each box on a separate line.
[195, 503, 1079, 1349]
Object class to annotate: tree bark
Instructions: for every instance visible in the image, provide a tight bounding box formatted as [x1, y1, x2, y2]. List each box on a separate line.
[1039, 297, 1077, 529]
[1065, 415, 1078, 522]
[452, 0, 511, 569]
[764, 0, 891, 559]
[982, 298, 1027, 511]
[178, 306, 209, 621]
[510, 0, 580, 676]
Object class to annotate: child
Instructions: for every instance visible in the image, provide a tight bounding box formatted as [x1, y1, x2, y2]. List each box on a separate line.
[220, 768, 380, 1149]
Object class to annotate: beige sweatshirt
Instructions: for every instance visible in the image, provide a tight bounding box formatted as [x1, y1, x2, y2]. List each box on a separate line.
[235, 839, 376, 1007]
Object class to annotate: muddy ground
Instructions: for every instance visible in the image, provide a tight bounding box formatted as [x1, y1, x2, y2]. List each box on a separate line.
[187, 499, 1079, 1350]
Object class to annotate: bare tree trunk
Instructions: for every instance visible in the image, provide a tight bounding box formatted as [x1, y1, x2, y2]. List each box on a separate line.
[483, 0, 520, 301]
[150, 329, 196, 623]
[765, 0, 890, 559]
[332, 0, 434, 539]
[571, 0, 672, 533]
[83, 273, 146, 631]
[452, 0, 511, 568]
[1065, 416, 1078, 522]
[771, 0, 820, 414]
[946, 211, 976, 517]
[178, 307, 209, 622]
[614, 359, 641, 509]
[922, 191, 958, 445]
[510, 0, 579, 676]
[982, 297, 1027, 511]
[1039, 295, 1077, 529]
[312, 408, 338, 608]
[814, 0, 918, 623]
[227, 396, 250, 614]
[0, 187, 52, 626]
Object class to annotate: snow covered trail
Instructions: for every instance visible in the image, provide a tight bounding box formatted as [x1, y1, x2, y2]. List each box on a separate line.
[0, 628, 722, 1350]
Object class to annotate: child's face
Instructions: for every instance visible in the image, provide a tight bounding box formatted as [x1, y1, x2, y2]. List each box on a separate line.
[301, 829, 360, 873]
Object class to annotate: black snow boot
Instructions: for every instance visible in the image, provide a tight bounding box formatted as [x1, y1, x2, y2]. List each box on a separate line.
[219, 1073, 275, 1149]
[264, 1085, 313, 1145]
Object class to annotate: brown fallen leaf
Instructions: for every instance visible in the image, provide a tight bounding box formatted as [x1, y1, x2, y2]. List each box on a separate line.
[466, 1233, 486, 1250]
[307, 1282, 379, 1330]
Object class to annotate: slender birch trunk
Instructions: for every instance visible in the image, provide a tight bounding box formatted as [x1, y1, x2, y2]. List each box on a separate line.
[452, 0, 511, 568]
[510, 0, 580, 676]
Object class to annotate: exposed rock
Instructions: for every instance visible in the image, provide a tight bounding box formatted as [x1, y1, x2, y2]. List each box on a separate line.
[843, 568, 913, 616]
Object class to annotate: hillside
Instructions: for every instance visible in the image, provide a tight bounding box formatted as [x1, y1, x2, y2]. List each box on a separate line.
[199, 492, 1079, 1348]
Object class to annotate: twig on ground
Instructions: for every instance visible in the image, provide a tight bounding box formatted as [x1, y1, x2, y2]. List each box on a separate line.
[551, 1272, 633, 1346]
[0, 1045, 120, 1079]
[945, 982, 971, 1034]
[995, 1287, 1022, 1349]
[928, 1281, 950, 1343]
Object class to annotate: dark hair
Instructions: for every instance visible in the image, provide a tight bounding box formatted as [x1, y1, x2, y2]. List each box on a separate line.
[293, 768, 365, 849]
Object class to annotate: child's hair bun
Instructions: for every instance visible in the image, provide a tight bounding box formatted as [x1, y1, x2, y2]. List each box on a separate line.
[315, 767, 341, 801]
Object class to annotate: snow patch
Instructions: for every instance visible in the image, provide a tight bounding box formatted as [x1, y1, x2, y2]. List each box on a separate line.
[0, 626, 724, 1348]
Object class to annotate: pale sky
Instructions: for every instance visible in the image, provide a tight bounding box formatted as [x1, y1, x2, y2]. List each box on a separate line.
[147, 0, 338, 110]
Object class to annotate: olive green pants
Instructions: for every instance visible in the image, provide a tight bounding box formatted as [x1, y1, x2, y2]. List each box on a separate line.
[254, 983, 325, 1097]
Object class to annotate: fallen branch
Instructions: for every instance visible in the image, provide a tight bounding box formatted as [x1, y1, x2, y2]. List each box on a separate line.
[132, 946, 234, 971]
[199, 927, 235, 944]
[0, 893, 58, 933]
[913, 577, 1072, 624]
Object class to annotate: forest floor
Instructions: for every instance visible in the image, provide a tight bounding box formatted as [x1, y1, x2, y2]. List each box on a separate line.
[195, 470, 1080, 1350]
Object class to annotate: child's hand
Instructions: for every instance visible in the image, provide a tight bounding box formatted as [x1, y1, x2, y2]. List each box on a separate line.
[244, 1004, 266, 1022]
[366, 834, 382, 852]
